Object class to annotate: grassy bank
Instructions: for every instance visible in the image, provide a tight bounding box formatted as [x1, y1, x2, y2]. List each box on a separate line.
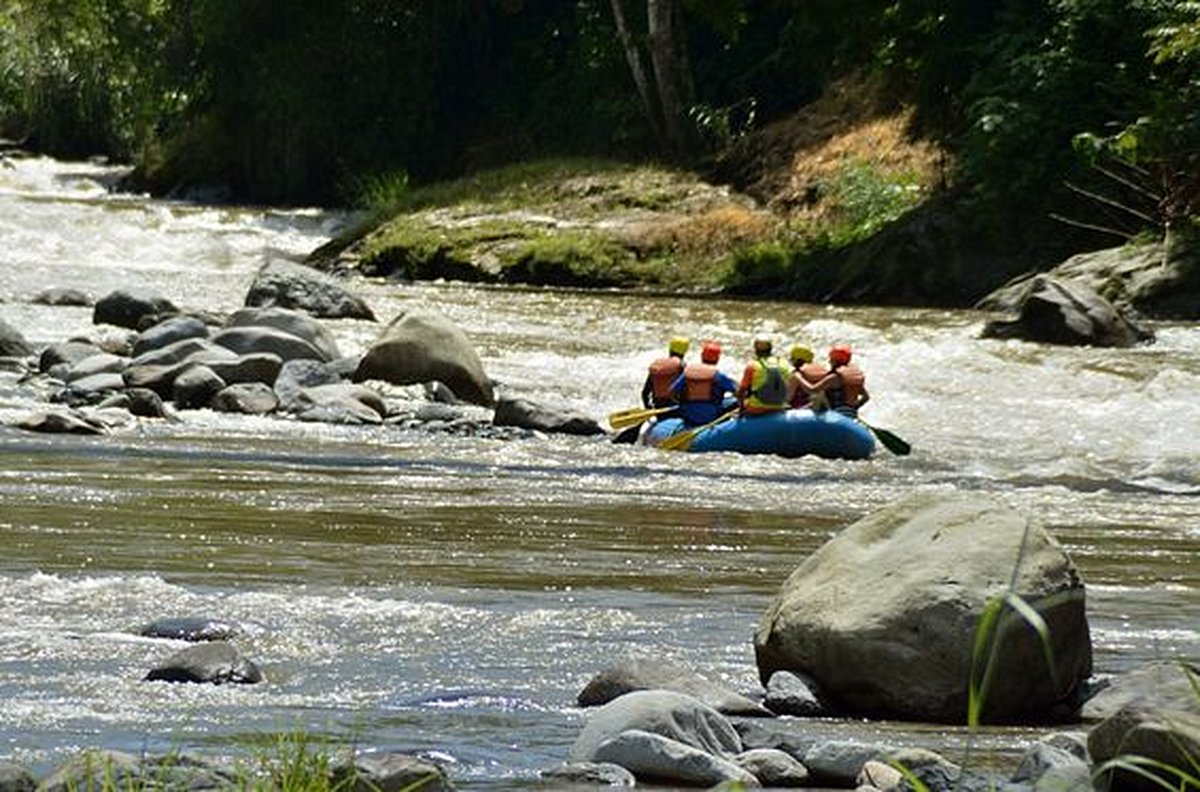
[308, 86, 944, 297]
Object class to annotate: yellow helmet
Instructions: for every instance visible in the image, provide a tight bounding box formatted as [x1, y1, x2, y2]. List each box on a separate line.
[668, 337, 689, 356]
[789, 344, 814, 364]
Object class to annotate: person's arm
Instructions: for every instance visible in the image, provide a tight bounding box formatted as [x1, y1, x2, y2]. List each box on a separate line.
[804, 372, 836, 392]
[857, 386, 871, 409]
[736, 365, 753, 406]
[641, 375, 653, 408]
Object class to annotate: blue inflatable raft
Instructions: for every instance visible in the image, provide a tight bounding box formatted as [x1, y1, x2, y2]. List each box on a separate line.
[643, 408, 876, 459]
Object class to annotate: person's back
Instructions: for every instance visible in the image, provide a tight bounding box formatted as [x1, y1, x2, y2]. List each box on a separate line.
[671, 340, 737, 425]
[642, 336, 688, 408]
[738, 337, 791, 415]
[786, 345, 831, 409]
[824, 344, 870, 416]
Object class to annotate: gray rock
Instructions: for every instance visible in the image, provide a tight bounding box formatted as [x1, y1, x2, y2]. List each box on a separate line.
[570, 690, 742, 764]
[206, 352, 284, 387]
[0, 316, 32, 357]
[130, 337, 234, 368]
[754, 493, 1092, 723]
[93, 289, 178, 329]
[591, 729, 760, 787]
[803, 741, 895, 787]
[287, 383, 386, 424]
[97, 388, 170, 419]
[541, 761, 636, 787]
[132, 315, 210, 357]
[493, 395, 605, 436]
[859, 760, 904, 792]
[245, 258, 375, 320]
[12, 409, 105, 435]
[0, 760, 35, 792]
[764, 670, 828, 717]
[355, 311, 493, 407]
[172, 364, 226, 409]
[578, 658, 772, 717]
[38, 750, 142, 792]
[735, 747, 809, 787]
[1010, 741, 1091, 792]
[65, 352, 128, 382]
[226, 306, 342, 361]
[332, 753, 452, 792]
[1089, 704, 1200, 792]
[210, 325, 329, 363]
[977, 237, 1199, 320]
[32, 287, 91, 306]
[274, 358, 347, 409]
[139, 617, 241, 642]
[1082, 660, 1200, 722]
[211, 382, 279, 415]
[39, 340, 102, 372]
[144, 640, 262, 684]
[979, 275, 1154, 347]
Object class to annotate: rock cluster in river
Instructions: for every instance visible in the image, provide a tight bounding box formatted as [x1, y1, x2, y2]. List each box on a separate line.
[0, 260, 605, 439]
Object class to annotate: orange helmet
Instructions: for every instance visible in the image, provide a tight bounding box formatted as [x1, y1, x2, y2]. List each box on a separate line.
[701, 341, 721, 364]
[829, 344, 852, 366]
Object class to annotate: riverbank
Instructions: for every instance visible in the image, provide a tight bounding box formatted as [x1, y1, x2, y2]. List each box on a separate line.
[306, 78, 951, 300]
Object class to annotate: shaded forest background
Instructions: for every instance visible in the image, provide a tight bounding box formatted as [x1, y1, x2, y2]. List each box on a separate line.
[2, 0, 1198, 292]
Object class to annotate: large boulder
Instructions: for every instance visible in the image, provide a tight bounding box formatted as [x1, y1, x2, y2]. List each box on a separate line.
[245, 258, 375, 320]
[978, 233, 1200, 320]
[979, 275, 1154, 347]
[753, 493, 1092, 723]
[354, 311, 493, 407]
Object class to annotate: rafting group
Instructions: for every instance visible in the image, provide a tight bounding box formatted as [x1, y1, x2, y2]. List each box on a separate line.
[610, 336, 909, 459]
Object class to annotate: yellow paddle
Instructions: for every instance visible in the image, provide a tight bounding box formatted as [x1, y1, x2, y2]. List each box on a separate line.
[608, 405, 679, 430]
[658, 408, 739, 452]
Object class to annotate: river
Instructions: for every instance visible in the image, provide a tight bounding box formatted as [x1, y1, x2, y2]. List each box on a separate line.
[0, 155, 1197, 787]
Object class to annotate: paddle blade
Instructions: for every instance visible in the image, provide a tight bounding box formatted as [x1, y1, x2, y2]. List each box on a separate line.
[608, 406, 673, 430]
[867, 424, 911, 456]
[657, 409, 738, 452]
[659, 426, 701, 452]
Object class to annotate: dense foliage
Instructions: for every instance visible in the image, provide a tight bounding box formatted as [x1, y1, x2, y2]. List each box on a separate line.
[1, 0, 1197, 258]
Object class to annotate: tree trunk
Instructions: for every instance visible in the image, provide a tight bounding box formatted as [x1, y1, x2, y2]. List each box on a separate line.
[608, 0, 663, 143]
[647, 0, 691, 156]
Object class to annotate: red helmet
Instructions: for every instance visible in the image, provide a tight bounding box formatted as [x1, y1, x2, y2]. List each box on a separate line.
[829, 344, 852, 366]
[701, 341, 721, 364]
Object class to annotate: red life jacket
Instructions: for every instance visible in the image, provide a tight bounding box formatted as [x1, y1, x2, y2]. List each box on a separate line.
[683, 363, 717, 402]
[648, 356, 684, 402]
[827, 364, 865, 410]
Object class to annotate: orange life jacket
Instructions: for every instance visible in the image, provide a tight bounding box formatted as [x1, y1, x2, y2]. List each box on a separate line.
[827, 364, 865, 411]
[648, 356, 684, 402]
[683, 363, 717, 402]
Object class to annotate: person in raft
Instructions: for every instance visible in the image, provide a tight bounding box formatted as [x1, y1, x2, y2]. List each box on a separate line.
[786, 344, 835, 410]
[736, 336, 793, 415]
[822, 343, 871, 417]
[641, 336, 689, 410]
[668, 340, 738, 425]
